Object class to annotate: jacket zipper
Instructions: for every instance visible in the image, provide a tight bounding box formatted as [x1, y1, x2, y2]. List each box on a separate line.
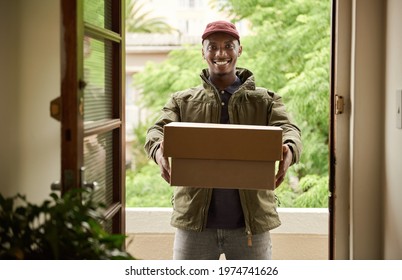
[239, 190, 253, 247]
[247, 231, 253, 247]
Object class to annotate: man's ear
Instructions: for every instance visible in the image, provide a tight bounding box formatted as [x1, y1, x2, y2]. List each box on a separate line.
[238, 45, 243, 57]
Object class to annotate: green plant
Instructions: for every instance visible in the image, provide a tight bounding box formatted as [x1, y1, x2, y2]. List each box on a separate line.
[126, 164, 173, 207]
[274, 179, 298, 207]
[275, 174, 329, 208]
[293, 174, 329, 208]
[0, 189, 134, 260]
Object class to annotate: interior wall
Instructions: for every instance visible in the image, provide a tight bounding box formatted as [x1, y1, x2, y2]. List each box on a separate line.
[349, 0, 385, 259]
[384, 0, 402, 259]
[0, 0, 20, 197]
[0, 0, 60, 203]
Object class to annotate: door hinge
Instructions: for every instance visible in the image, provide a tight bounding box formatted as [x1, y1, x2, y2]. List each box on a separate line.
[335, 95, 344, 115]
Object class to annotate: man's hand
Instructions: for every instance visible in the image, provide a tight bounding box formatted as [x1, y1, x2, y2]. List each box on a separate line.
[275, 145, 293, 188]
[155, 142, 171, 183]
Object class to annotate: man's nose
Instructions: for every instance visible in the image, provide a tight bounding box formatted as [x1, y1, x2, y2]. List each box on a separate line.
[215, 47, 227, 57]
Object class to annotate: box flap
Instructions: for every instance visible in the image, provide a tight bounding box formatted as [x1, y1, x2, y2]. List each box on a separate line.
[163, 122, 283, 161]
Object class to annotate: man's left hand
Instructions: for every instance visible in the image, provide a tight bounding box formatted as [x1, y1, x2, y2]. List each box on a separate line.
[275, 145, 293, 188]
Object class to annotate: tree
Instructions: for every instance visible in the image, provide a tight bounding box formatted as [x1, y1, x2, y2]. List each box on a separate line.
[126, 0, 176, 33]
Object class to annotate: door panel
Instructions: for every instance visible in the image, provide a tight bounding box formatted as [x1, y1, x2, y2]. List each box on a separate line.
[60, 0, 125, 236]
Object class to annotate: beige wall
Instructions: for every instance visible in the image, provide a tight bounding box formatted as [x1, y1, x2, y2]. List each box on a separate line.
[384, 0, 402, 259]
[0, 0, 60, 203]
[349, 0, 385, 259]
[0, 0, 20, 198]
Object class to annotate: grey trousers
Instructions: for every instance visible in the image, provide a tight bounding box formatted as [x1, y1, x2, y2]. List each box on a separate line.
[173, 228, 272, 260]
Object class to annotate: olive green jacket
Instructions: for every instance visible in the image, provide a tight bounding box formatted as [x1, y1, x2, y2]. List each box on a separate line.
[144, 68, 302, 235]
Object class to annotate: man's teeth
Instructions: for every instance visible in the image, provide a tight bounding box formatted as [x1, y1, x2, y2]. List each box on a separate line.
[215, 61, 228, 65]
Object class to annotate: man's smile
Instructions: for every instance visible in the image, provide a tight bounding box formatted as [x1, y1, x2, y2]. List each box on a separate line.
[214, 60, 231, 66]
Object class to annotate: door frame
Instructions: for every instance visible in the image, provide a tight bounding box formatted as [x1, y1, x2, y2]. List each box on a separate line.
[329, 0, 352, 260]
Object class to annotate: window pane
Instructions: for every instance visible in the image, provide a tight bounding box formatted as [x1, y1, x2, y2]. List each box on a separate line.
[83, 37, 113, 122]
[83, 131, 114, 206]
[84, 0, 112, 30]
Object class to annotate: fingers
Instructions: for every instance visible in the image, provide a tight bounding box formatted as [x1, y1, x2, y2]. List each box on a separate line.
[155, 143, 171, 183]
[160, 166, 170, 183]
[160, 157, 171, 183]
[275, 145, 291, 188]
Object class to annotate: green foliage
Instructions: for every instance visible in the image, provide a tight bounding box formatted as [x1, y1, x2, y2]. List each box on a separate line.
[235, 0, 331, 177]
[126, 164, 173, 207]
[294, 175, 329, 208]
[0, 189, 134, 260]
[130, 120, 155, 170]
[275, 175, 329, 208]
[134, 46, 205, 110]
[274, 180, 298, 207]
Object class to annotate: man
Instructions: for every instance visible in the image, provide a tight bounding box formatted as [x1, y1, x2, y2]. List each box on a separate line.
[144, 20, 302, 260]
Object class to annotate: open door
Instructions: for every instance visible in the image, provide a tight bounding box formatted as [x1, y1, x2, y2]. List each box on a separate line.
[56, 0, 126, 235]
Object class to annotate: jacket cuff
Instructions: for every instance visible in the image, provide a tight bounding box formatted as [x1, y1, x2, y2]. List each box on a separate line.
[284, 141, 298, 165]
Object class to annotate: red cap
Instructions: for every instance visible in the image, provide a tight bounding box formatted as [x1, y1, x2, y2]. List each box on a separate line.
[202, 20, 240, 41]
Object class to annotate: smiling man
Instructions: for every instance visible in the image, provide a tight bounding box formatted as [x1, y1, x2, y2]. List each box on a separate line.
[202, 21, 242, 87]
[145, 20, 302, 260]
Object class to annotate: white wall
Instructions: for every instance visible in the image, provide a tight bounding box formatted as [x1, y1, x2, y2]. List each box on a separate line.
[384, 0, 402, 259]
[0, 0, 60, 203]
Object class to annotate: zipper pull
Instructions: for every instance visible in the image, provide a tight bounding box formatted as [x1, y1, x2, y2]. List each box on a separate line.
[247, 231, 253, 247]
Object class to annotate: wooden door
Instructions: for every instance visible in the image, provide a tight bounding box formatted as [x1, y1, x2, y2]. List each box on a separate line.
[59, 0, 125, 235]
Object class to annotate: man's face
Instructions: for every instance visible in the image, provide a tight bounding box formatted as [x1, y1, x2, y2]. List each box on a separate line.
[202, 32, 242, 77]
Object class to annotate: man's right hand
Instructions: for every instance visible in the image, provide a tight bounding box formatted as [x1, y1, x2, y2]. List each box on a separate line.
[155, 142, 171, 183]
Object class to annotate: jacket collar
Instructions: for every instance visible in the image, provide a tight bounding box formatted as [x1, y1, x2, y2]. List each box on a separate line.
[200, 67, 256, 91]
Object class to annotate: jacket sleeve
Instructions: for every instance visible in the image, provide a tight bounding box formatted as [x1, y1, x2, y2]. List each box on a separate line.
[267, 91, 302, 165]
[144, 95, 181, 163]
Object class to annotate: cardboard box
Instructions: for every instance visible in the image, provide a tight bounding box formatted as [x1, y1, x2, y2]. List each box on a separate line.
[163, 122, 283, 190]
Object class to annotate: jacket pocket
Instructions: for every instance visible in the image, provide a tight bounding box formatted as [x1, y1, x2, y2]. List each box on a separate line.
[180, 101, 216, 123]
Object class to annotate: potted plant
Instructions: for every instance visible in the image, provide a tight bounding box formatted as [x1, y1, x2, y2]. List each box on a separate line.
[0, 188, 134, 260]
